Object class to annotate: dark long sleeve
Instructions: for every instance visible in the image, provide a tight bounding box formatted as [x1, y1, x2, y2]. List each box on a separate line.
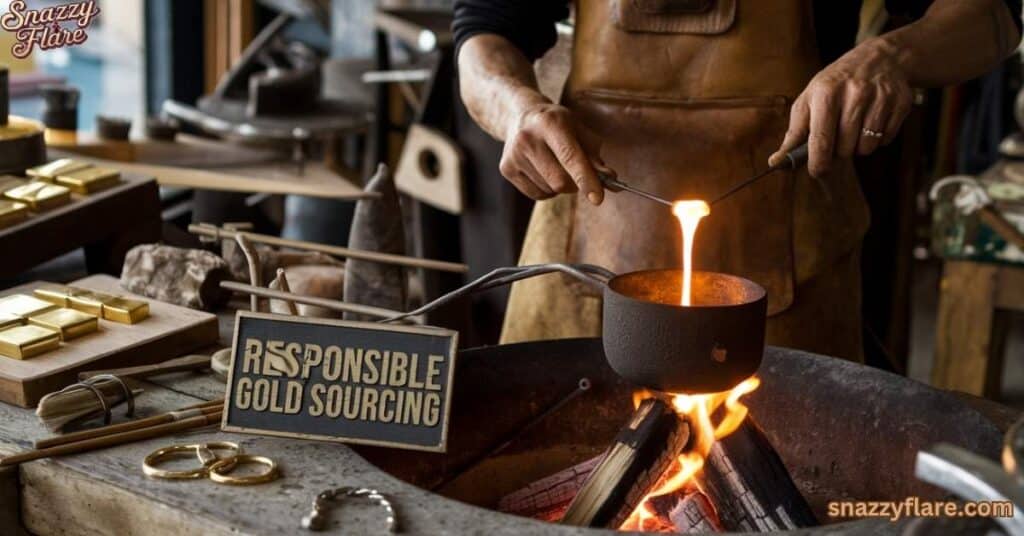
[453, 0, 1021, 67]
[452, 0, 569, 61]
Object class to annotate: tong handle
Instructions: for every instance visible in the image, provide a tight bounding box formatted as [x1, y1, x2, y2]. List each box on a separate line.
[781, 143, 809, 170]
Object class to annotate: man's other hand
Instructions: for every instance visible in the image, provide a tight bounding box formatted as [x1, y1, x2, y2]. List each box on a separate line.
[770, 38, 914, 178]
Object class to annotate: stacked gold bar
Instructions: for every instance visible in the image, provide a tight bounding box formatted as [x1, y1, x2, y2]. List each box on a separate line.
[0, 160, 122, 230]
[0, 325, 60, 359]
[0, 295, 62, 359]
[29, 309, 98, 341]
[0, 285, 149, 360]
[26, 159, 121, 194]
[26, 159, 91, 181]
[32, 285, 149, 324]
[2, 181, 70, 211]
[55, 167, 120, 194]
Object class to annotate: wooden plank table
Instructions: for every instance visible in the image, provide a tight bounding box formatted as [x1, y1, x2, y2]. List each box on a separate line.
[932, 260, 1024, 397]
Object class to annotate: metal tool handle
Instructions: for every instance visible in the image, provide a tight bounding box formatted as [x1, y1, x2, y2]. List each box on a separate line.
[598, 173, 673, 207]
[782, 143, 809, 170]
[383, 263, 616, 323]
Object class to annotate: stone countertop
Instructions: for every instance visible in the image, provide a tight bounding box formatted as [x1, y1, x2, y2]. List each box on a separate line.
[0, 312, 606, 536]
[0, 310, 939, 536]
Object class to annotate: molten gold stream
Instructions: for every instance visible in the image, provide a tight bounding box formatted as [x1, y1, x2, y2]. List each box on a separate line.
[671, 200, 710, 306]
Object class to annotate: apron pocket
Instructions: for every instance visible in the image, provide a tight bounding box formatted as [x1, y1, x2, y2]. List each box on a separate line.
[566, 90, 795, 315]
[613, 0, 736, 34]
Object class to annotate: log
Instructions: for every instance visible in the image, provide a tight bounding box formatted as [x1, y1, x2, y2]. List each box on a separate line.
[692, 416, 817, 532]
[560, 398, 690, 528]
[498, 455, 602, 522]
[667, 490, 724, 533]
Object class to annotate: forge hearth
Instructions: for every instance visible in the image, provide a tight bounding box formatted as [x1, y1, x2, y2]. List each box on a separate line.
[351, 338, 1004, 535]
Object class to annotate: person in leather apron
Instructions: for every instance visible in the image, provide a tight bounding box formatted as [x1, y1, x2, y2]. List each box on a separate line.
[455, 0, 1021, 362]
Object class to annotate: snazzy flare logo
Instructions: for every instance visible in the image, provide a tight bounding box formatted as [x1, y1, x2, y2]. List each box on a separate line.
[0, 1, 100, 59]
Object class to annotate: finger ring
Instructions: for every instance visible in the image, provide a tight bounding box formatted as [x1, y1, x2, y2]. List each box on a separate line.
[862, 128, 884, 139]
[208, 454, 280, 485]
[143, 442, 242, 480]
[143, 444, 215, 480]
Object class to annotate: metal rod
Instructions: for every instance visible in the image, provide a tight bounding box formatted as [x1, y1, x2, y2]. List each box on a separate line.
[189, 223, 469, 274]
[599, 175, 673, 207]
[220, 281, 408, 320]
[710, 143, 810, 206]
[430, 378, 592, 491]
[599, 143, 810, 209]
[708, 167, 776, 206]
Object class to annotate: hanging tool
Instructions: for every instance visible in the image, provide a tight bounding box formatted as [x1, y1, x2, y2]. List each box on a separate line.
[598, 143, 810, 207]
[929, 175, 1024, 251]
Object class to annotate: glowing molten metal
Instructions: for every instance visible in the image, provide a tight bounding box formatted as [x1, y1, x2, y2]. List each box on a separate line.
[622, 376, 761, 531]
[672, 200, 710, 306]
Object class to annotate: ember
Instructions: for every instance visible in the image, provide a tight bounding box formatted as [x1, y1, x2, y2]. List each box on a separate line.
[622, 377, 760, 531]
[671, 200, 709, 306]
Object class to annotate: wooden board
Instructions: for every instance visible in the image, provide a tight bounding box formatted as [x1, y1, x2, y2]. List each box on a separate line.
[0, 275, 218, 407]
[50, 134, 373, 201]
[0, 173, 161, 279]
[395, 124, 464, 214]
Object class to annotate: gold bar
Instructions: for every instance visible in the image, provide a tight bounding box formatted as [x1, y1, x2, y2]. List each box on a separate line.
[0, 324, 60, 359]
[56, 167, 120, 194]
[100, 297, 149, 324]
[28, 308, 98, 341]
[32, 283, 74, 306]
[0, 314, 23, 331]
[66, 291, 105, 316]
[27, 159, 91, 181]
[4, 182, 71, 211]
[0, 200, 27, 229]
[0, 294, 57, 318]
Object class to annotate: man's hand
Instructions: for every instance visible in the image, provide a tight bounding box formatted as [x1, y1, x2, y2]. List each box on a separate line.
[770, 38, 914, 177]
[500, 102, 606, 204]
[457, 34, 608, 205]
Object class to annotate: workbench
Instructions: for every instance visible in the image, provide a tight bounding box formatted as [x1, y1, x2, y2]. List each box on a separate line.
[0, 310, 583, 536]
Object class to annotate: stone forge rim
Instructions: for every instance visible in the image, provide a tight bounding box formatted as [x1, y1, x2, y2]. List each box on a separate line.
[602, 269, 768, 394]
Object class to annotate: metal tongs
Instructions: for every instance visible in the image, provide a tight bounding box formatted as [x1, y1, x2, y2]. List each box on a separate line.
[598, 142, 811, 207]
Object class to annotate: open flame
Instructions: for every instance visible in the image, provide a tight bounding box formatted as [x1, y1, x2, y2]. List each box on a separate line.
[672, 200, 710, 306]
[621, 376, 761, 531]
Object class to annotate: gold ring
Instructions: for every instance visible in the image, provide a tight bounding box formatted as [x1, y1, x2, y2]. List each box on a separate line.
[143, 442, 243, 480]
[208, 454, 280, 485]
[194, 441, 242, 472]
[143, 444, 212, 480]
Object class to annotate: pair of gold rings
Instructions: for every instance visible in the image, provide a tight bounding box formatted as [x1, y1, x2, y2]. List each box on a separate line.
[143, 441, 279, 485]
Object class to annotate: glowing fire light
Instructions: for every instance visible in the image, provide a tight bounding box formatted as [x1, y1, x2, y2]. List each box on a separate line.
[672, 200, 710, 306]
[622, 376, 761, 531]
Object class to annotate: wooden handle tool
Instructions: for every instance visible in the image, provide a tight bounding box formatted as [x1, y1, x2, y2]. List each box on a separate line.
[78, 354, 212, 381]
[34, 400, 222, 449]
[3, 410, 223, 466]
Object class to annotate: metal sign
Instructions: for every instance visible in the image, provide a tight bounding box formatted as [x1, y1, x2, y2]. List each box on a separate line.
[222, 311, 458, 452]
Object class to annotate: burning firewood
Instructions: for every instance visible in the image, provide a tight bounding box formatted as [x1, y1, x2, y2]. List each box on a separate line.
[692, 416, 817, 531]
[497, 454, 603, 522]
[553, 377, 816, 533]
[560, 398, 691, 528]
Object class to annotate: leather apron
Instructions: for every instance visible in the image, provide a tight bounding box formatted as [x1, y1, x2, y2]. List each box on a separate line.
[501, 0, 870, 361]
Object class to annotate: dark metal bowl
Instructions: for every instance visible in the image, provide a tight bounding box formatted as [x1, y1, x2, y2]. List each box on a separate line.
[602, 269, 767, 393]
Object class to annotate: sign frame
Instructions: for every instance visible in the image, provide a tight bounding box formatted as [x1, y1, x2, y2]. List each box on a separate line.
[221, 310, 459, 453]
